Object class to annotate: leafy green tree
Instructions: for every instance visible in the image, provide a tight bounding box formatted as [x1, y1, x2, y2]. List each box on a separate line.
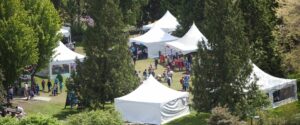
[140, 0, 163, 26]
[19, 114, 60, 125]
[0, 0, 38, 88]
[22, 0, 61, 80]
[74, 0, 138, 109]
[0, 67, 5, 103]
[119, 0, 148, 26]
[240, 0, 283, 77]
[66, 110, 123, 125]
[192, 0, 252, 113]
[208, 106, 240, 125]
[161, 0, 205, 36]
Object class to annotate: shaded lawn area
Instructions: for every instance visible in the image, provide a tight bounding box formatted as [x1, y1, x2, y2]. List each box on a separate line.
[267, 101, 300, 119]
[166, 112, 209, 125]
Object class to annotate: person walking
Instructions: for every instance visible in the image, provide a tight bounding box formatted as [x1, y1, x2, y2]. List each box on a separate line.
[47, 80, 52, 92]
[154, 58, 158, 69]
[41, 79, 45, 91]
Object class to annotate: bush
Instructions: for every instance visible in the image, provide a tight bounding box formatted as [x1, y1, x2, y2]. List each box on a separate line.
[208, 106, 240, 125]
[19, 114, 60, 125]
[66, 110, 123, 125]
[0, 117, 18, 125]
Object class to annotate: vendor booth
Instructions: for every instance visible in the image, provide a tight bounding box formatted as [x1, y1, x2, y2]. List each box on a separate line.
[142, 11, 180, 33]
[130, 25, 178, 58]
[115, 76, 190, 125]
[251, 64, 298, 108]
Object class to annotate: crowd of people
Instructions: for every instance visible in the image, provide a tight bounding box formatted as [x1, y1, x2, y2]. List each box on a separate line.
[133, 50, 193, 92]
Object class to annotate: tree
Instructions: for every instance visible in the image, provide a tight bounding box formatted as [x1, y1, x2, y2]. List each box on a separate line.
[208, 106, 240, 125]
[140, 0, 163, 26]
[161, 0, 205, 36]
[22, 0, 61, 81]
[0, 0, 38, 88]
[240, 0, 283, 77]
[119, 0, 148, 26]
[74, 0, 138, 109]
[66, 110, 123, 125]
[192, 0, 252, 113]
[0, 66, 5, 103]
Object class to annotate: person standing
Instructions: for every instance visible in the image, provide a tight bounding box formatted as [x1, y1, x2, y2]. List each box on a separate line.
[154, 58, 158, 69]
[47, 80, 52, 92]
[41, 79, 45, 91]
[24, 82, 29, 100]
[167, 76, 172, 87]
[183, 74, 190, 91]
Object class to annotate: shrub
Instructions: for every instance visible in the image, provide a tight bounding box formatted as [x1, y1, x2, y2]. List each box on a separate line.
[208, 106, 240, 125]
[19, 114, 60, 125]
[0, 116, 18, 125]
[66, 110, 123, 125]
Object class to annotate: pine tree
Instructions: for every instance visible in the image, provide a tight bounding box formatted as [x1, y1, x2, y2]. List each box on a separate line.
[192, 0, 252, 113]
[119, 0, 148, 26]
[240, 0, 283, 77]
[74, 0, 138, 109]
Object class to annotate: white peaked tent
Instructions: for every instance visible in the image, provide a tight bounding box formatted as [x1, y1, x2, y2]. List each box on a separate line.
[49, 42, 85, 79]
[142, 11, 180, 33]
[115, 76, 190, 125]
[130, 25, 178, 58]
[165, 23, 208, 55]
[251, 64, 297, 108]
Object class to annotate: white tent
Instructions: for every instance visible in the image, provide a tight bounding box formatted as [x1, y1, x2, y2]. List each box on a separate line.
[165, 23, 208, 55]
[251, 64, 297, 108]
[115, 76, 190, 125]
[130, 25, 178, 58]
[142, 11, 180, 33]
[49, 42, 85, 79]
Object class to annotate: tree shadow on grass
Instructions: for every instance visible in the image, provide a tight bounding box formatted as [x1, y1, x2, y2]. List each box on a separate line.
[166, 112, 210, 125]
[53, 108, 81, 120]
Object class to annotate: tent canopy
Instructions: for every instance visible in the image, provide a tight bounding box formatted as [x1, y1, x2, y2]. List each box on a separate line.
[115, 76, 190, 124]
[251, 64, 296, 92]
[116, 75, 188, 104]
[59, 26, 71, 37]
[142, 11, 180, 33]
[165, 23, 208, 55]
[51, 42, 85, 65]
[130, 25, 178, 58]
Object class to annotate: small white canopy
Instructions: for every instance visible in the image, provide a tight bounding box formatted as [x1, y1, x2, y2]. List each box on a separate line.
[130, 25, 178, 58]
[165, 23, 208, 55]
[59, 26, 71, 38]
[142, 11, 180, 33]
[48, 42, 85, 79]
[250, 64, 297, 108]
[115, 76, 190, 125]
[51, 42, 85, 65]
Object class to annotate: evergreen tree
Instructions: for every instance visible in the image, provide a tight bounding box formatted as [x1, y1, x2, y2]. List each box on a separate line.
[0, 66, 5, 103]
[140, 0, 163, 25]
[74, 0, 138, 109]
[22, 0, 61, 80]
[119, 0, 148, 26]
[192, 0, 252, 113]
[240, 0, 283, 77]
[0, 0, 38, 88]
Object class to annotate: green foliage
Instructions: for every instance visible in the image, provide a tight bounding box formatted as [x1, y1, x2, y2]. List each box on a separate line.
[208, 106, 240, 125]
[140, 0, 163, 25]
[0, 0, 38, 87]
[22, 0, 61, 77]
[66, 110, 123, 125]
[192, 0, 252, 114]
[119, 0, 148, 26]
[74, 0, 138, 109]
[166, 112, 209, 125]
[240, 0, 283, 77]
[0, 117, 18, 125]
[161, 0, 205, 36]
[56, 73, 63, 83]
[0, 67, 5, 103]
[19, 114, 60, 125]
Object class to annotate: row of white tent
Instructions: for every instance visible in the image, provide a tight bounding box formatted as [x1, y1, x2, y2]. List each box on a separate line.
[122, 10, 298, 124]
[40, 11, 297, 125]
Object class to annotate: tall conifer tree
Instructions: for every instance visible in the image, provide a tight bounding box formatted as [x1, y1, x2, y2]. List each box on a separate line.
[192, 0, 252, 112]
[240, 0, 282, 77]
[74, 0, 138, 109]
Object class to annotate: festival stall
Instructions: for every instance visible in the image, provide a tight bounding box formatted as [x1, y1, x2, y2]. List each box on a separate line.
[115, 76, 190, 125]
[251, 64, 298, 108]
[142, 11, 180, 33]
[49, 42, 85, 79]
[165, 23, 208, 55]
[130, 25, 178, 58]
